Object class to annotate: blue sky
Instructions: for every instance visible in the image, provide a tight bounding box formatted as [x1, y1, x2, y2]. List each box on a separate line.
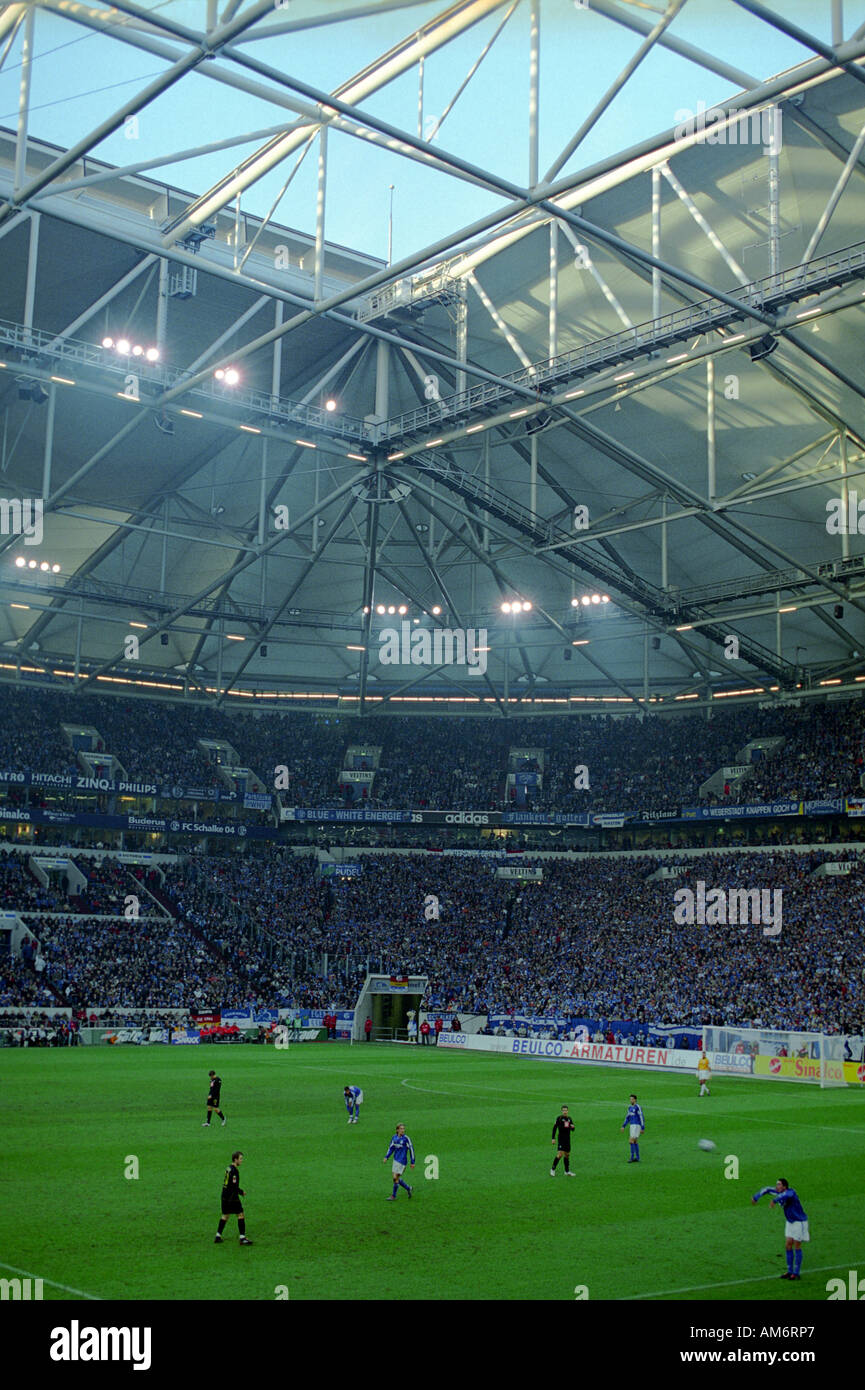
[1, 0, 860, 261]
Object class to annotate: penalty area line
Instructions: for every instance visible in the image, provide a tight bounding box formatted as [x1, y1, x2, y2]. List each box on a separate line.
[0, 1261, 102, 1300]
[620, 1258, 865, 1301]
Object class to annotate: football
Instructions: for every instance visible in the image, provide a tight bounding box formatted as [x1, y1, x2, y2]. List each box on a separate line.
[698, 1139, 717, 1152]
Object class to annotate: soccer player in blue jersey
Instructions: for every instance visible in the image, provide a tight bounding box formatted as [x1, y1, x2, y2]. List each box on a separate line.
[382, 1123, 415, 1200]
[751, 1178, 809, 1279]
[344, 1084, 364, 1123]
[621, 1093, 645, 1163]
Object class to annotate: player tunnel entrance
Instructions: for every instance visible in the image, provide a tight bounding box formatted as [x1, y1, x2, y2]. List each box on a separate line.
[371, 992, 422, 1042]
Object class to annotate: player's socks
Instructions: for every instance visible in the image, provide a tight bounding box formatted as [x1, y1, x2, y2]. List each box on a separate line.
[785, 1249, 794, 1275]
[392, 1181, 399, 1198]
[552, 1156, 560, 1170]
[238, 1219, 246, 1235]
[563, 1155, 570, 1173]
[793, 1249, 803, 1276]
[217, 1219, 227, 1237]
[634, 1143, 640, 1161]
[398, 1179, 411, 1192]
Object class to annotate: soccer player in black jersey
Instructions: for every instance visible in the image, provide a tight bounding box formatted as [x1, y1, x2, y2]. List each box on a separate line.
[203, 1070, 226, 1127]
[550, 1105, 576, 1177]
[215, 1151, 252, 1244]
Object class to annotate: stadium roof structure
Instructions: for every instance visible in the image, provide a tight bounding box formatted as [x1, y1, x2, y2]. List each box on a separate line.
[1, 0, 865, 719]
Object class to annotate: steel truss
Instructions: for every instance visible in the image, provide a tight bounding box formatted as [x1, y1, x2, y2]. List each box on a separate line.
[2, 0, 864, 708]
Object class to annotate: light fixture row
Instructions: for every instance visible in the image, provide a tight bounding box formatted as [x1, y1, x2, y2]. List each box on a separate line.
[571, 594, 610, 606]
[14, 557, 61, 573]
[363, 603, 444, 617]
[102, 337, 159, 362]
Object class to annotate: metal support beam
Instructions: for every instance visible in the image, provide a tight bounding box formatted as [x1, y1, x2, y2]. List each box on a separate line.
[313, 127, 328, 302]
[13, 1, 34, 194]
[80, 471, 364, 688]
[548, 221, 558, 358]
[803, 119, 865, 261]
[528, 0, 540, 187]
[48, 256, 157, 351]
[559, 221, 633, 326]
[41, 383, 56, 502]
[731, 0, 865, 90]
[660, 164, 749, 284]
[23, 210, 39, 340]
[467, 272, 535, 371]
[651, 167, 661, 320]
[1, 0, 278, 228]
[767, 106, 781, 280]
[529, 433, 538, 518]
[156, 258, 169, 354]
[840, 430, 850, 562]
[455, 296, 468, 398]
[163, 0, 510, 247]
[544, 0, 686, 182]
[217, 490, 359, 703]
[707, 358, 716, 504]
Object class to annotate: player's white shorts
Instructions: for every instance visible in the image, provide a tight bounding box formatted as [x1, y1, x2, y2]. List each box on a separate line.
[392, 1160, 406, 1176]
[785, 1220, 809, 1242]
[354, 1090, 364, 1104]
[698, 1072, 712, 1084]
[629, 1124, 642, 1140]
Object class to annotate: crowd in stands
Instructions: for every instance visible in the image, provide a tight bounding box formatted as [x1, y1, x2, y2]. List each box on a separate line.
[2, 681, 865, 815]
[29, 914, 253, 1011]
[0, 843, 862, 1033]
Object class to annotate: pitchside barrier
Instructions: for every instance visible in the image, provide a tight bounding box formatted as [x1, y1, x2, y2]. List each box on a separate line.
[437, 1031, 865, 1084]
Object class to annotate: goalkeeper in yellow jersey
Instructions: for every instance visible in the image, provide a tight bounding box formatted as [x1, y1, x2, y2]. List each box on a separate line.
[697, 1052, 711, 1097]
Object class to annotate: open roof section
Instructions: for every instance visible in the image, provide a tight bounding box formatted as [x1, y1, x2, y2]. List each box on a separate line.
[0, 1, 863, 717]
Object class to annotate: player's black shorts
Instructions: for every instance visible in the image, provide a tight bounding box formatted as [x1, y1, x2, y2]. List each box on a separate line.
[221, 1200, 242, 1216]
[208, 1096, 221, 1107]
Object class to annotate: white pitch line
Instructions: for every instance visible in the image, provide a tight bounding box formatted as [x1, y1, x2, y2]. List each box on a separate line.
[0, 1261, 101, 1300]
[620, 1258, 865, 1301]
[400, 1077, 865, 1135]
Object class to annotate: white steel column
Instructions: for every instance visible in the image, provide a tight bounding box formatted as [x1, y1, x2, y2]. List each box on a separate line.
[707, 358, 716, 503]
[661, 495, 668, 590]
[314, 127, 328, 302]
[483, 433, 490, 552]
[528, 0, 540, 186]
[841, 431, 850, 561]
[455, 295, 468, 397]
[271, 301, 284, 407]
[13, 1, 33, 193]
[768, 106, 781, 280]
[548, 221, 558, 358]
[530, 433, 538, 517]
[156, 258, 169, 354]
[651, 167, 661, 320]
[23, 210, 40, 343]
[41, 383, 56, 501]
[375, 340, 390, 420]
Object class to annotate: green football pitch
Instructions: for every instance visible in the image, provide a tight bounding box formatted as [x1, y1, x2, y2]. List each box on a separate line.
[2, 1042, 863, 1302]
